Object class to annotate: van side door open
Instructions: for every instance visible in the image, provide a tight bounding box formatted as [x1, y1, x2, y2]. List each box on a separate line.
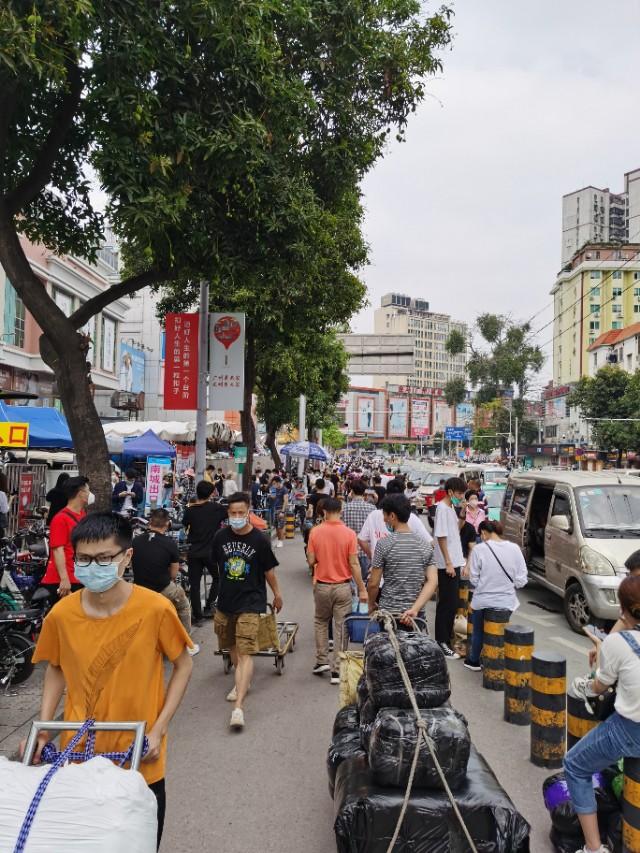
[545, 489, 578, 593]
[502, 482, 534, 559]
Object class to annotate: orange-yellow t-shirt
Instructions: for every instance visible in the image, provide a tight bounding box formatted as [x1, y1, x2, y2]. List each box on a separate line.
[32, 585, 191, 784]
[308, 520, 357, 584]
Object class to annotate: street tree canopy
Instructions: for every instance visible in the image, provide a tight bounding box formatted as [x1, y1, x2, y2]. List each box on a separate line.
[569, 367, 640, 458]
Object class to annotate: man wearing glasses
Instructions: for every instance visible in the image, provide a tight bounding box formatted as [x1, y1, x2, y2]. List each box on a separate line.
[26, 512, 193, 850]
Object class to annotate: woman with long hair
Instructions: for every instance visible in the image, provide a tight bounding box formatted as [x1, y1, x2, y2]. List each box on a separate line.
[46, 471, 70, 526]
[464, 519, 528, 672]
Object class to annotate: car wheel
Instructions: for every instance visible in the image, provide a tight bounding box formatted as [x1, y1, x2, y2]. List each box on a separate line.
[564, 582, 592, 634]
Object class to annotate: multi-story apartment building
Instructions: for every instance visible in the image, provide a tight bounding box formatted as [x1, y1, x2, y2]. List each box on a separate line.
[373, 293, 467, 390]
[587, 322, 640, 377]
[551, 243, 640, 385]
[0, 232, 127, 408]
[562, 168, 640, 264]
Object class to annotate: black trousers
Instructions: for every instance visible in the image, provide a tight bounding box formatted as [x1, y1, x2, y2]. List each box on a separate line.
[434, 567, 460, 644]
[41, 582, 83, 606]
[149, 778, 166, 850]
[187, 556, 218, 618]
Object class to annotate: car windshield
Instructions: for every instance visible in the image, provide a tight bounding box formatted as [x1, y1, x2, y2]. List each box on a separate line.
[425, 472, 446, 485]
[576, 486, 640, 537]
[484, 470, 508, 485]
[485, 488, 505, 509]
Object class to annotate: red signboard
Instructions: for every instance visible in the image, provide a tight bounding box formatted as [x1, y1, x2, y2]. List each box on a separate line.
[163, 313, 199, 409]
[18, 472, 34, 526]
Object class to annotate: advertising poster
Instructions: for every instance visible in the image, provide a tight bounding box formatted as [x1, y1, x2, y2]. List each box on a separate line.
[102, 316, 116, 373]
[176, 444, 195, 475]
[164, 313, 199, 409]
[456, 402, 475, 426]
[18, 472, 34, 526]
[545, 396, 567, 419]
[410, 399, 431, 437]
[356, 395, 376, 433]
[388, 396, 408, 438]
[209, 312, 245, 410]
[145, 456, 173, 511]
[119, 343, 145, 394]
[434, 399, 453, 432]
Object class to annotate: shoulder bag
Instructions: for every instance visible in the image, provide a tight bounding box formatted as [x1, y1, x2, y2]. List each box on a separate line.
[485, 542, 514, 585]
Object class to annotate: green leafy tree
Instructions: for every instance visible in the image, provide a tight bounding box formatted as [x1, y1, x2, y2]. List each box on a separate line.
[569, 367, 640, 460]
[444, 377, 466, 409]
[322, 423, 346, 451]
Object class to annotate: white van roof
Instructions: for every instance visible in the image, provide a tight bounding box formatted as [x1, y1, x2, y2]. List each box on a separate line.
[509, 470, 635, 488]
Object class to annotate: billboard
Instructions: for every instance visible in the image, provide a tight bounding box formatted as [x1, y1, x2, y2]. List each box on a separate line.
[410, 399, 431, 437]
[119, 343, 145, 394]
[433, 399, 453, 432]
[164, 312, 199, 409]
[209, 312, 245, 410]
[388, 396, 408, 438]
[144, 456, 173, 511]
[356, 395, 376, 433]
[456, 402, 475, 426]
[545, 396, 567, 419]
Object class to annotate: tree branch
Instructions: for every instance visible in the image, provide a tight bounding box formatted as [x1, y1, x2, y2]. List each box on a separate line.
[5, 62, 82, 214]
[0, 80, 19, 162]
[70, 267, 175, 329]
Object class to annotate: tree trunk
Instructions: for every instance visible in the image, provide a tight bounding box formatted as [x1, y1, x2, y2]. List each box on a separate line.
[265, 426, 281, 469]
[40, 335, 113, 511]
[240, 329, 256, 491]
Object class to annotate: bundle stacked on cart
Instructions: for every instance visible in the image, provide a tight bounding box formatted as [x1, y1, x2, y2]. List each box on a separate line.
[543, 770, 621, 853]
[328, 630, 531, 852]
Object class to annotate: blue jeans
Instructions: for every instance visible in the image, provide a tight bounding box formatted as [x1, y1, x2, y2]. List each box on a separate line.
[564, 711, 640, 813]
[469, 608, 485, 664]
[358, 554, 370, 584]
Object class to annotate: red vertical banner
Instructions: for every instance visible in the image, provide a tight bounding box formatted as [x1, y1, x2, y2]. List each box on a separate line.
[18, 472, 34, 526]
[163, 313, 199, 409]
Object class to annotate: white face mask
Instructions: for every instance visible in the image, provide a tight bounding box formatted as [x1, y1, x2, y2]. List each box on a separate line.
[87, 491, 96, 506]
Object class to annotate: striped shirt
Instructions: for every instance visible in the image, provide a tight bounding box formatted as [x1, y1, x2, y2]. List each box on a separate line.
[342, 498, 375, 556]
[372, 532, 435, 613]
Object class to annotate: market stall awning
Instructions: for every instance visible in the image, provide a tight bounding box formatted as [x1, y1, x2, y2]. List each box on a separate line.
[0, 402, 73, 449]
[122, 429, 176, 460]
[103, 417, 235, 444]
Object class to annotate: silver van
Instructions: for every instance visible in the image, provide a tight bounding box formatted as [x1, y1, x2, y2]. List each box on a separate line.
[500, 470, 640, 633]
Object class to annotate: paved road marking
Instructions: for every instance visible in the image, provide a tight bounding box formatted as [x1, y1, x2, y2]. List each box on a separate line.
[548, 635, 590, 655]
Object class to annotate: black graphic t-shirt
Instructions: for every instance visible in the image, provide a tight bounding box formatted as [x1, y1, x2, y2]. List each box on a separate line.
[213, 527, 279, 614]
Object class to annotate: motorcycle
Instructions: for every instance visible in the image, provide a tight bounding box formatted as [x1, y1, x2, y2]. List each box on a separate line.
[0, 611, 37, 689]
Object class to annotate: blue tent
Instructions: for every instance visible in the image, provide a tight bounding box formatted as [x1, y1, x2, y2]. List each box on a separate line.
[0, 402, 73, 449]
[122, 429, 176, 461]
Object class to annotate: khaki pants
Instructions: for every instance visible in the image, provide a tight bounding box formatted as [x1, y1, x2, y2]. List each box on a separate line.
[161, 581, 191, 633]
[314, 581, 352, 671]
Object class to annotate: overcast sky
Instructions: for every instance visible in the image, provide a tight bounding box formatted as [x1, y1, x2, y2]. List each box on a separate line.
[353, 0, 640, 390]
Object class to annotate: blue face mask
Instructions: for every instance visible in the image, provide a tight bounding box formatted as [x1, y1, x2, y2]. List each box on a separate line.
[451, 496, 462, 507]
[385, 523, 394, 533]
[74, 561, 121, 593]
[229, 516, 248, 530]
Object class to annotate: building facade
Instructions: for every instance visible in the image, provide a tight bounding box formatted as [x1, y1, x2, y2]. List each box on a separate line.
[373, 293, 467, 389]
[0, 233, 127, 408]
[551, 242, 640, 385]
[587, 322, 640, 377]
[562, 168, 640, 264]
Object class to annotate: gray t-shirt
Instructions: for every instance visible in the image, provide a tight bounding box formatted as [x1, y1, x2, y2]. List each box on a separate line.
[372, 532, 435, 613]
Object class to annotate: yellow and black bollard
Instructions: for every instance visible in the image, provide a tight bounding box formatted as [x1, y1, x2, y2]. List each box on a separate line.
[466, 606, 474, 658]
[567, 689, 600, 750]
[504, 624, 534, 725]
[623, 757, 640, 853]
[530, 651, 566, 768]
[481, 608, 510, 691]
[457, 580, 470, 619]
[285, 509, 295, 540]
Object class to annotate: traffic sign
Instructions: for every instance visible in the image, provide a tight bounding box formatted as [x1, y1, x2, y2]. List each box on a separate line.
[0, 422, 29, 447]
[445, 426, 472, 442]
[234, 445, 248, 464]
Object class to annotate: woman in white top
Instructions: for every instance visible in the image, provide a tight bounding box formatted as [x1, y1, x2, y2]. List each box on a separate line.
[564, 574, 640, 853]
[0, 471, 9, 538]
[464, 519, 527, 671]
[222, 472, 239, 497]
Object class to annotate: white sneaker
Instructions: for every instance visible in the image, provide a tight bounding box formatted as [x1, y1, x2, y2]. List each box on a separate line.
[574, 846, 610, 853]
[226, 684, 251, 702]
[230, 708, 245, 729]
[439, 642, 460, 660]
[276, 541, 284, 548]
[187, 643, 200, 657]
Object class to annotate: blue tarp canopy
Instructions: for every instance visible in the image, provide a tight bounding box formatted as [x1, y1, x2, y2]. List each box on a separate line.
[0, 402, 73, 449]
[122, 429, 176, 461]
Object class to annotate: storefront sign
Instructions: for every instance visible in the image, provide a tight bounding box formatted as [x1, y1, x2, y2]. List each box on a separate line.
[0, 422, 29, 447]
[18, 471, 34, 526]
[164, 313, 199, 409]
[209, 312, 245, 410]
[410, 399, 430, 437]
[144, 456, 173, 511]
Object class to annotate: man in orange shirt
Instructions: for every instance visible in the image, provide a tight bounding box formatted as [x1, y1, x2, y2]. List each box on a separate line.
[307, 497, 367, 684]
[26, 513, 193, 850]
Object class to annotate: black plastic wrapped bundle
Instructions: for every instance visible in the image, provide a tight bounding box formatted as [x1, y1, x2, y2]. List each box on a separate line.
[542, 771, 619, 843]
[364, 632, 450, 709]
[359, 697, 378, 753]
[369, 707, 470, 790]
[327, 730, 366, 799]
[356, 673, 369, 709]
[334, 747, 531, 852]
[333, 705, 360, 738]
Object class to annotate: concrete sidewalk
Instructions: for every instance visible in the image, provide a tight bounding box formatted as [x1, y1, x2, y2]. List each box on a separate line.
[0, 661, 45, 761]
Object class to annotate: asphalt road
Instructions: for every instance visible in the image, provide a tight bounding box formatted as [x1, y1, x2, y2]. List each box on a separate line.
[163, 531, 593, 853]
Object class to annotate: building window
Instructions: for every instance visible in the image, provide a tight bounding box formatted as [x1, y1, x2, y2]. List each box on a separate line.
[612, 271, 622, 280]
[590, 304, 600, 314]
[634, 288, 640, 297]
[612, 304, 623, 314]
[101, 316, 116, 373]
[612, 321, 623, 329]
[3, 279, 25, 348]
[590, 287, 600, 297]
[545, 425, 558, 438]
[590, 270, 601, 280]
[635, 305, 640, 314]
[612, 287, 623, 297]
[589, 321, 600, 331]
[53, 287, 73, 316]
[634, 272, 640, 281]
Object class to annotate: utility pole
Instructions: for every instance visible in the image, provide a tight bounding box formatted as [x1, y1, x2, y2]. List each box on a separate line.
[515, 416, 519, 469]
[195, 280, 209, 481]
[298, 394, 306, 477]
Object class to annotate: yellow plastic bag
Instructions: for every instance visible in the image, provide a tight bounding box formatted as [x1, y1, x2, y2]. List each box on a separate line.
[338, 650, 364, 708]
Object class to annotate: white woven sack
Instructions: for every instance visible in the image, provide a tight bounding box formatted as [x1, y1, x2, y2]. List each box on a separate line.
[0, 756, 157, 852]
